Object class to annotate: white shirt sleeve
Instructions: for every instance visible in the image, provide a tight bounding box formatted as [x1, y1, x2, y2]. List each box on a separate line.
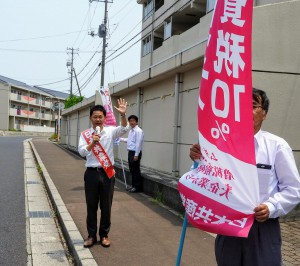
[265, 144, 300, 218]
[134, 129, 144, 156]
[112, 124, 129, 140]
[78, 133, 91, 157]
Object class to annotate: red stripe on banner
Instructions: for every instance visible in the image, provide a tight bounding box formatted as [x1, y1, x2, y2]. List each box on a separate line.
[198, 0, 255, 164]
[178, 0, 258, 238]
[178, 182, 254, 237]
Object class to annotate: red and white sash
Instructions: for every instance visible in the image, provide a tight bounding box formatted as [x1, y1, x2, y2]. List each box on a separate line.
[82, 129, 115, 178]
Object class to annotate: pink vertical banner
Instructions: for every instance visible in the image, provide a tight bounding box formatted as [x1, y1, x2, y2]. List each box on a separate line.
[178, 0, 259, 237]
[99, 87, 117, 126]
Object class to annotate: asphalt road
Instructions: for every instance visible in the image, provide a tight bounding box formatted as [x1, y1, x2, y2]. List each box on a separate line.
[0, 137, 29, 266]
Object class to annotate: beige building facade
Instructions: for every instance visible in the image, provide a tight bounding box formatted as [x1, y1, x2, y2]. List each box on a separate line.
[0, 75, 68, 132]
[60, 0, 300, 177]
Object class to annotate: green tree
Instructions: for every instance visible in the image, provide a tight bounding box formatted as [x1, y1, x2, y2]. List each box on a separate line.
[64, 95, 84, 108]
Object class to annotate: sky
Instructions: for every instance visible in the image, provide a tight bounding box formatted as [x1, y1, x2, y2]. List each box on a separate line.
[0, 0, 142, 98]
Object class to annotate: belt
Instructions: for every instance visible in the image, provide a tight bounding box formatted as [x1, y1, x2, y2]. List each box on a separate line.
[87, 167, 105, 172]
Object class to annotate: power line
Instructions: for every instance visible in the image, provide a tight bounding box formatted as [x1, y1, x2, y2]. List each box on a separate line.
[106, 38, 140, 64]
[0, 48, 100, 54]
[0, 30, 94, 43]
[28, 1, 183, 89]
[106, 0, 180, 61]
[109, 0, 132, 20]
[74, 64, 101, 95]
[35, 78, 70, 86]
[72, 8, 91, 47]
[76, 43, 102, 76]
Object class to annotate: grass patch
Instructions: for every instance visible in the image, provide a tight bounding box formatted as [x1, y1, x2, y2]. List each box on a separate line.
[37, 164, 43, 175]
[149, 191, 164, 205]
[49, 133, 58, 141]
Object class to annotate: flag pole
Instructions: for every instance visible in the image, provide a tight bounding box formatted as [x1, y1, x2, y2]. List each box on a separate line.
[176, 213, 188, 266]
[176, 161, 198, 266]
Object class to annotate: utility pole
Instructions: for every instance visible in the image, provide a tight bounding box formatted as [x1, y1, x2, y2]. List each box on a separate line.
[101, 0, 108, 87]
[66, 48, 78, 96]
[73, 68, 82, 97]
[89, 0, 113, 88]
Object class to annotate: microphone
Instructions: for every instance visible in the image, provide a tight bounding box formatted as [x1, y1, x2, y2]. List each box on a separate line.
[95, 126, 100, 144]
[95, 126, 100, 136]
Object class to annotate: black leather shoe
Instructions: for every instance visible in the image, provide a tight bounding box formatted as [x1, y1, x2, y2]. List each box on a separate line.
[84, 236, 96, 248]
[100, 236, 111, 247]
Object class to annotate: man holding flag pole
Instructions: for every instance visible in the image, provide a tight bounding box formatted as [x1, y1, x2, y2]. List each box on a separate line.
[190, 88, 300, 265]
[177, 0, 300, 264]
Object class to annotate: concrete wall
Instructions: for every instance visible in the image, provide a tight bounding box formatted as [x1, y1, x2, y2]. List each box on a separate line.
[60, 1, 300, 176]
[21, 125, 55, 133]
[0, 83, 9, 130]
[251, 1, 300, 169]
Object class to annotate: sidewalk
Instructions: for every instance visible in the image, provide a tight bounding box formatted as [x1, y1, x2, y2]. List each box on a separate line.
[30, 138, 300, 266]
[24, 140, 71, 265]
[31, 138, 216, 266]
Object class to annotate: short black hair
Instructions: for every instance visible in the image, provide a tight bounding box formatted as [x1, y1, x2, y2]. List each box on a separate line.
[128, 115, 138, 123]
[253, 88, 270, 113]
[90, 105, 106, 117]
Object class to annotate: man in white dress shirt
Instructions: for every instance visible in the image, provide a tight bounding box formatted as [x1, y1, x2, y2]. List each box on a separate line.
[121, 115, 144, 193]
[78, 99, 128, 248]
[190, 88, 300, 265]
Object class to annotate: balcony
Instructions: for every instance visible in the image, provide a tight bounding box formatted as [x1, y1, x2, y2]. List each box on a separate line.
[141, 11, 212, 70]
[10, 93, 52, 108]
[41, 113, 51, 120]
[41, 100, 52, 108]
[9, 108, 52, 120]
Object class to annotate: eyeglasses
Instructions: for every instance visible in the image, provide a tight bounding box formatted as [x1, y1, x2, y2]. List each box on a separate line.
[252, 105, 263, 110]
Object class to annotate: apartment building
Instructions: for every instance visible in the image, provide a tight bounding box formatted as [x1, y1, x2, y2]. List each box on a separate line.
[61, 0, 300, 177]
[0, 75, 68, 132]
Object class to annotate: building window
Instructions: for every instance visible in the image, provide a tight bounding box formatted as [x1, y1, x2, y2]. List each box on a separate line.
[143, 0, 153, 20]
[142, 35, 152, 56]
[153, 36, 163, 50]
[155, 0, 164, 11]
[164, 17, 172, 40]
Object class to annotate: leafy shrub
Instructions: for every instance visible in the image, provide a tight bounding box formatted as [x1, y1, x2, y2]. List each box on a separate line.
[64, 95, 84, 109]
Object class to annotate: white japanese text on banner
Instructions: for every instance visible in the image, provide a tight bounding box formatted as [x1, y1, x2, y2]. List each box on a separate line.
[178, 0, 259, 237]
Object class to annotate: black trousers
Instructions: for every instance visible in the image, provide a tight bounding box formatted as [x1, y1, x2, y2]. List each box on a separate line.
[84, 167, 115, 238]
[215, 219, 282, 266]
[128, 150, 142, 190]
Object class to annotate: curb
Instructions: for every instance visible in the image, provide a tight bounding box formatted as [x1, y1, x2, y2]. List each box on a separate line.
[24, 139, 33, 266]
[29, 140, 97, 266]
